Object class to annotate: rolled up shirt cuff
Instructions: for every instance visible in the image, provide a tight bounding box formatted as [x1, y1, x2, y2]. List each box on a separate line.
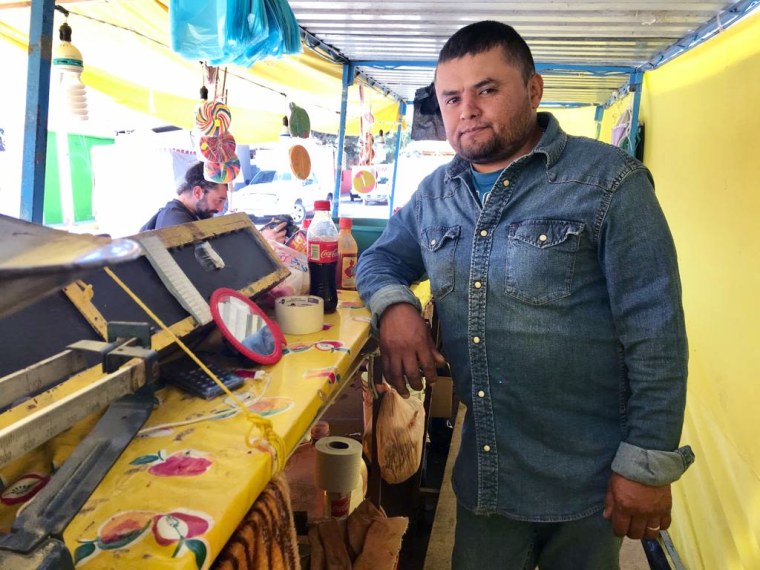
[367, 284, 422, 336]
[612, 441, 696, 486]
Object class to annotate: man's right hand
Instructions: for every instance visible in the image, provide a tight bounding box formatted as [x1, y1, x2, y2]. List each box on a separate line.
[378, 303, 445, 398]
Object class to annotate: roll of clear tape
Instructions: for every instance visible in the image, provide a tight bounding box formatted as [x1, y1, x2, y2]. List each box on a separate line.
[274, 295, 324, 335]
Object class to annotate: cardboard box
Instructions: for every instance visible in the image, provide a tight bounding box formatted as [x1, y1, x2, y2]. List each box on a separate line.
[429, 376, 454, 418]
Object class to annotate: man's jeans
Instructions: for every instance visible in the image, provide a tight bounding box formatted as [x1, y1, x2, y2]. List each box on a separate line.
[452, 503, 623, 570]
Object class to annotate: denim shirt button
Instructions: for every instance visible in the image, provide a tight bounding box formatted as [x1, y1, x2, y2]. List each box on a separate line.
[539, 234, 548, 242]
[479, 229, 488, 237]
[477, 390, 485, 397]
[483, 444, 491, 452]
[430, 239, 436, 246]
[473, 336, 481, 344]
[474, 281, 482, 289]
[502, 179, 510, 187]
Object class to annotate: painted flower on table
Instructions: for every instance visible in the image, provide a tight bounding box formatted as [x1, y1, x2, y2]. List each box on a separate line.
[152, 509, 213, 569]
[222, 393, 293, 418]
[313, 340, 350, 354]
[283, 342, 313, 355]
[246, 396, 294, 416]
[304, 366, 340, 385]
[130, 449, 213, 477]
[0, 472, 49, 506]
[283, 340, 350, 356]
[74, 508, 213, 569]
[74, 510, 156, 565]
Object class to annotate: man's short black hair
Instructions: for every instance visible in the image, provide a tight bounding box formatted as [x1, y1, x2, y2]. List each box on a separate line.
[177, 162, 218, 195]
[438, 21, 536, 84]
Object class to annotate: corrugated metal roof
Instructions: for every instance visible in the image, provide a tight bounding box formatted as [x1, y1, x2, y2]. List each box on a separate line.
[291, 0, 758, 104]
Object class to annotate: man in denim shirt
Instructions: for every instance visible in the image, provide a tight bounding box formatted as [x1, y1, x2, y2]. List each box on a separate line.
[356, 21, 694, 569]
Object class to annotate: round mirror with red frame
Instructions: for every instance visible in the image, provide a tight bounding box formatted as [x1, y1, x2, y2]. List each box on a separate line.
[210, 288, 285, 365]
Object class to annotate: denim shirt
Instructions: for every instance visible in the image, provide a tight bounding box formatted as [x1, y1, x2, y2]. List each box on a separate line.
[356, 113, 694, 521]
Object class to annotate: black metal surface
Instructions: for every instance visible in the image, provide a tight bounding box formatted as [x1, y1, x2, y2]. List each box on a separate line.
[643, 537, 673, 570]
[0, 291, 101, 378]
[0, 537, 75, 570]
[103, 344, 158, 378]
[0, 385, 154, 562]
[107, 321, 152, 347]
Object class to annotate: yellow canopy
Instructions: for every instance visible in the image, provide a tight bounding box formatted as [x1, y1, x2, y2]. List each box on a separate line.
[0, 0, 400, 143]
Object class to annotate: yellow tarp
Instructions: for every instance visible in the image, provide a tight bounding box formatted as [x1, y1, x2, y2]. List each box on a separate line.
[0, 0, 400, 143]
[599, 12, 760, 570]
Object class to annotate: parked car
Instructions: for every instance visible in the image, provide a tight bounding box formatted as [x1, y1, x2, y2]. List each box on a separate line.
[361, 176, 391, 205]
[231, 169, 333, 223]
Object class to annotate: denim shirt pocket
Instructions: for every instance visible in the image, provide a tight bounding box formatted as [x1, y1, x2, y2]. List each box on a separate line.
[505, 219, 584, 305]
[421, 225, 461, 300]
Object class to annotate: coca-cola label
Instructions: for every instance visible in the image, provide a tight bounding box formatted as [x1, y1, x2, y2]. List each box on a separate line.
[327, 492, 351, 518]
[308, 240, 338, 263]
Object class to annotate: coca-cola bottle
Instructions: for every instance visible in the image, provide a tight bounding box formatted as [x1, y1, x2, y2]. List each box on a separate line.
[307, 200, 338, 313]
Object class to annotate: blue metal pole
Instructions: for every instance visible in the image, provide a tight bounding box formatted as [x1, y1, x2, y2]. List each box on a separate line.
[351, 60, 636, 75]
[627, 71, 644, 157]
[594, 105, 604, 140]
[20, 0, 56, 223]
[333, 63, 353, 219]
[388, 100, 406, 217]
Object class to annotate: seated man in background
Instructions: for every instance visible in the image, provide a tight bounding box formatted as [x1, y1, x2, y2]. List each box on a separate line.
[141, 161, 287, 242]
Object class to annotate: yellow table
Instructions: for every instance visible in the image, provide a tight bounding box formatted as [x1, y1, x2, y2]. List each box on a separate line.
[59, 290, 372, 569]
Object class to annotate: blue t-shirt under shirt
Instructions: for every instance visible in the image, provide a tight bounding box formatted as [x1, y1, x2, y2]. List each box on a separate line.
[470, 167, 504, 206]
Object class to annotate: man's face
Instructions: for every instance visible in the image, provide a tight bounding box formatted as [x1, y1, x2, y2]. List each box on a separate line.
[194, 184, 228, 219]
[435, 46, 543, 172]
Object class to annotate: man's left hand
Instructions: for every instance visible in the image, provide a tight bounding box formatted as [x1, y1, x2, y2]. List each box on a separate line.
[260, 220, 288, 243]
[603, 472, 672, 539]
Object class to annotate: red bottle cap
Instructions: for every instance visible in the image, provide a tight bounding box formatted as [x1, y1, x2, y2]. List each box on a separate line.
[339, 218, 352, 230]
[314, 200, 331, 211]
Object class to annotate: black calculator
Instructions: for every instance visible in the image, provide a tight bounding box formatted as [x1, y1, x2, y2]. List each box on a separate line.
[162, 360, 245, 400]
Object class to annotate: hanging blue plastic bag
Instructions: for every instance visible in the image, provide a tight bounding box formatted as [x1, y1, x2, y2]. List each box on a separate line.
[270, 0, 302, 55]
[172, 0, 301, 66]
[229, 0, 301, 67]
[220, 0, 269, 61]
[169, 0, 227, 60]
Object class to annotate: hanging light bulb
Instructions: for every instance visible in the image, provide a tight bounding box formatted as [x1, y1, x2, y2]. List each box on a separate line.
[52, 21, 88, 121]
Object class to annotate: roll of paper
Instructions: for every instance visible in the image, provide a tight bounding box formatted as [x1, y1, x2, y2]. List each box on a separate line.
[315, 436, 362, 493]
[274, 295, 324, 335]
[315, 436, 363, 518]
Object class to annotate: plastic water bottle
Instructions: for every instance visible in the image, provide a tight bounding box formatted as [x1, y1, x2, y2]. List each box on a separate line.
[336, 218, 358, 290]
[307, 200, 338, 313]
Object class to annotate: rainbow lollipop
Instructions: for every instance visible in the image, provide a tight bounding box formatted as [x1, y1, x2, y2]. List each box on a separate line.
[195, 100, 232, 137]
[204, 157, 241, 184]
[199, 132, 237, 162]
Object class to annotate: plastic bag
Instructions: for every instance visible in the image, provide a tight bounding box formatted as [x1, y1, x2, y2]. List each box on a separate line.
[227, 0, 302, 67]
[376, 387, 425, 484]
[211, 0, 270, 66]
[169, 0, 226, 60]
[172, 0, 299, 65]
[258, 241, 309, 307]
[225, 0, 268, 52]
